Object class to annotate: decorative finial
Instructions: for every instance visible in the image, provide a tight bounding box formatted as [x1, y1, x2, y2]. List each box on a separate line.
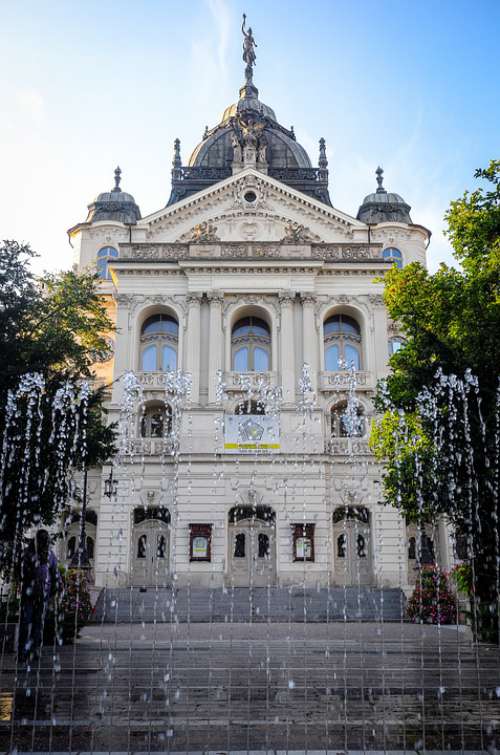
[290, 125, 295, 140]
[242, 13, 257, 85]
[113, 165, 122, 192]
[203, 125, 209, 140]
[376, 166, 385, 192]
[173, 138, 182, 169]
[318, 138, 328, 171]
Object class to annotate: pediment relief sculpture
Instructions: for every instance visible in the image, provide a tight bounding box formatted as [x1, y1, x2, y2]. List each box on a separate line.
[181, 221, 220, 243]
[281, 220, 317, 244]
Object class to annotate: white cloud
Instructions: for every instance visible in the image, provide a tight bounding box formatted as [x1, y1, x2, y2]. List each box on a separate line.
[207, 0, 231, 72]
[15, 88, 45, 125]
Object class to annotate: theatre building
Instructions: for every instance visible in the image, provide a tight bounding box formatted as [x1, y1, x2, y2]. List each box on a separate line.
[65, 24, 454, 592]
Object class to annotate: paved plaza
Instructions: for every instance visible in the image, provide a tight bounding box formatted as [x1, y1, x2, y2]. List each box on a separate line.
[1, 620, 499, 753]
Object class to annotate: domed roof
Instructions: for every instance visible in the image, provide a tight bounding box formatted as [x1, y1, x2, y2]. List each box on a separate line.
[86, 167, 141, 224]
[167, 22, 332, 208]
[357, 167, 411, 224]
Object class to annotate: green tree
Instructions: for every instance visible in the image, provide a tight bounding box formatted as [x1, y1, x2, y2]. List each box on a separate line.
[370, 162, 500, 641]
[0, 240, 116, 573]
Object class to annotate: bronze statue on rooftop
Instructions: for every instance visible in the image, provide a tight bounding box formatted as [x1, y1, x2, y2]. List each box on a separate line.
[242, 13, 257, 82]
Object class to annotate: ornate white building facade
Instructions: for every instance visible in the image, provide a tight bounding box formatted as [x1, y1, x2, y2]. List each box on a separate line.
[66, 30, 453, 592]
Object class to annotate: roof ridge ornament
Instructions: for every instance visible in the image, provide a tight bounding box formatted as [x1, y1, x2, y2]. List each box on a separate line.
[113, 165, 122, 193]
[376, 165, 386, 194]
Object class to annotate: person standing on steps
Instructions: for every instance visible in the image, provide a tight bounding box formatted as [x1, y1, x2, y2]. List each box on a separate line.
[17, 529, 61, 665]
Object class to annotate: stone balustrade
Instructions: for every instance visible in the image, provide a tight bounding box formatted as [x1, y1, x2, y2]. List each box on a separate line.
[223, 371, 278, 392]
[327, 436, 371, 456]
[318, 370, 374, 391]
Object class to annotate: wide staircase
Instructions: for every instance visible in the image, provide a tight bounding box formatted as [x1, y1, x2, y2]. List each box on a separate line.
[93, 585, 405, 623]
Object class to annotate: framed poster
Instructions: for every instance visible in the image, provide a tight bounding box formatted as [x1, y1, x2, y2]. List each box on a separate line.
[189, 523, 212, 562]
[292, 523, 315, 562]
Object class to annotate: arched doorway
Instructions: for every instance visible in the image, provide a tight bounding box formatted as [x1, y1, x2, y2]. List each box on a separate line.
[65, 510, 97, 575]
[131, 507, 170, 587]
[332, 506, 372, 585]
[406, 521, 440, 585]
[228, 505, 276, 586]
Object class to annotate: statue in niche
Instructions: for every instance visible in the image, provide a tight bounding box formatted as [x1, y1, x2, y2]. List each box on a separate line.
[282, 220, 313, 244]
[187, 221, 220, 243]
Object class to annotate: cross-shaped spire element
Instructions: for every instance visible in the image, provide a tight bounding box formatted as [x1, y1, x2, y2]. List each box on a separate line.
[376, 166, 385, 192]
[113, 165, 122, 192]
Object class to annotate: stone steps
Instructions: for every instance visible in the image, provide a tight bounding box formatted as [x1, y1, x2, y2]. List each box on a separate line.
[93, 586, 406, 623]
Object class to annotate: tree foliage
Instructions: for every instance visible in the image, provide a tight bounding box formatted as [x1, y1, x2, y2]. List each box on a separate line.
[370, 162, 500, 640]
[0, 240, 116, 572]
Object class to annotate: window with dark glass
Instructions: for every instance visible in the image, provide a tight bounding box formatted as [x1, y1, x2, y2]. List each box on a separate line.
[292, 523, 315, 562]
[258, 533, 270, 558]
[234, 533, 246, 558]
[330, 400, 365, 437]
[140, 314, 179, 372]
[137, 534, 147, 559]
[337, 533, 346, 558]
[141, 404, 172, 438]
[323, 314, 362, 371]
[231, 316, 271, 372]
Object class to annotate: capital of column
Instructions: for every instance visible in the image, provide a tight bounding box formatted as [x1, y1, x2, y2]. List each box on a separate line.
[300, 292, 317, 306]
[186, 292, 203, 307]
[207, 289, 224, 304]
[278, 289, 295, 306]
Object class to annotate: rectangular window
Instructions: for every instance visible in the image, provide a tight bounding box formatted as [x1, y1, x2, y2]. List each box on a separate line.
[292, 523, 315, 562]
[189, 523, 212, 562]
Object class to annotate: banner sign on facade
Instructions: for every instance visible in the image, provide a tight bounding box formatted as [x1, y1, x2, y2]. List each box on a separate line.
[224, 415, 280, 453]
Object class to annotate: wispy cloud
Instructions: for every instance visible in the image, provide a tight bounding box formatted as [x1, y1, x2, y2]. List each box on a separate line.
[16, 89, 45, 125]
[207, 0, 231, 72]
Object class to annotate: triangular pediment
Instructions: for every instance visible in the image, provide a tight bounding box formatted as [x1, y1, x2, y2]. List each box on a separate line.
[138, 168, 366, 244]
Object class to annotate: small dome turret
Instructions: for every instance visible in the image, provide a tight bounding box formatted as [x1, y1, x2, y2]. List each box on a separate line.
[357, 167, 411, 224]
[86, 166, 141, 224]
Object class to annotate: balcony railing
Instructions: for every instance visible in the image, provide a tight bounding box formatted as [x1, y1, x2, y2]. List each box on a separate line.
[131, 437, 174, 456]
[318, 371, 373, 391]
[327, 436, 371, 456]
[223, 371, 278, 392]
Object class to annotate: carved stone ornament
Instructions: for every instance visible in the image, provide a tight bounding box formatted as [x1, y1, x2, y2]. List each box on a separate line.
[282, 220, 313, 244]
[184, 221, 220, 243]
[368, 294, 385, 306]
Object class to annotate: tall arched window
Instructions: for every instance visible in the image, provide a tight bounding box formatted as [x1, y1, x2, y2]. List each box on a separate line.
[140, 314, 178, 372]
[389, 337, 405, 356]
[382, 247, 403, 268]
[324, 314, 362, 370]
[231, 316, 271, 372]
[330, 400, 365, 437]
[141, 404, 172, 438]
[96, 246, 119, 279]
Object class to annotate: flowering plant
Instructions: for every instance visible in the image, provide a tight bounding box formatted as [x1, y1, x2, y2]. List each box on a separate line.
[406, 565, 457, 624]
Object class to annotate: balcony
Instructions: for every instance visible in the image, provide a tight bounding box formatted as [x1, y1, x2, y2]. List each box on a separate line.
[318, 370, 374, 392]
[136, 371, 172, 389]
[223, 371, 278, 392]
[131, 437, 174, 456]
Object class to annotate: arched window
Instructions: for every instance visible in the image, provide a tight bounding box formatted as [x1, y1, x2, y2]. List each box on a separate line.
[96, 246, 119, 280]
[231, 316, 271, 372]
[323, 314, 361, 370]
[140, 314, 179, 372]
[383, 247, 403, 268]
[141, 404, 172, 438]
[389, 337, 404, 356]
[331, 400, 365, 437]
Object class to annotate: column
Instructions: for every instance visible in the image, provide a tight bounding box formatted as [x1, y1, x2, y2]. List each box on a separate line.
[111, 294, 133, 407]
[279, 290, 296, 404]
[184, 293, 202, 404]
[207, 290, 224, 404]
[301, 293, 318, 391]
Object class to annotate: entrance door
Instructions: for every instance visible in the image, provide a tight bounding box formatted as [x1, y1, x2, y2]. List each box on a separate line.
[132, 520, 170, 587]
[333, 507, 372, 586]
[229, 516, 276, 587]
[407, 522, 440, 585]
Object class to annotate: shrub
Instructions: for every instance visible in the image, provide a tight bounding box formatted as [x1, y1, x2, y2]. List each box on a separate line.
[407, 566, 457, 624]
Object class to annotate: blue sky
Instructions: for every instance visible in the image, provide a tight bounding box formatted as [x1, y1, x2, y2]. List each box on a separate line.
[1, 0, 499, 273]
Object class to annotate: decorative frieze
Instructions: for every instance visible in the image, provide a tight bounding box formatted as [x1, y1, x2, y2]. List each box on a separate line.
[311, 244, 383, 261]
[119, 244, 189, 260]
[318, 371, 373, 391]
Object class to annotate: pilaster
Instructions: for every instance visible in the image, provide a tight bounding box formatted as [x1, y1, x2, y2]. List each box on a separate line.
[207, 290, 224, 404]
[301, 293, 318, 391]
[184, 293, 202, 404]
[279, 290, 296, 404]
